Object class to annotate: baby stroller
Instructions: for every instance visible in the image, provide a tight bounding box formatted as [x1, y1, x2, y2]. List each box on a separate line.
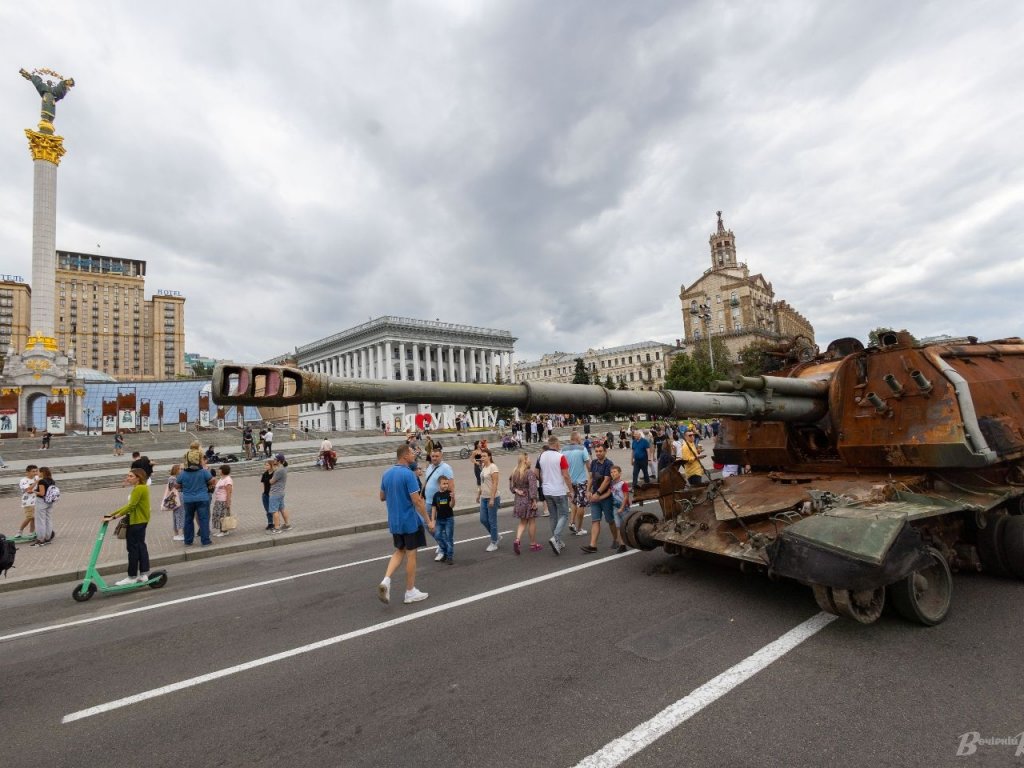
[319, 450, 337, 470]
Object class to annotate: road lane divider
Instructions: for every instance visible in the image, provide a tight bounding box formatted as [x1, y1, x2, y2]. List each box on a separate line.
[62, 549, 640, 723]
[572, 612, 838, 768]
[0, 532, 511, 644]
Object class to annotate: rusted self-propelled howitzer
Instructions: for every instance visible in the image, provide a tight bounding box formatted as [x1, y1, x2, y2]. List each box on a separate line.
[212, 331, 1024, 626]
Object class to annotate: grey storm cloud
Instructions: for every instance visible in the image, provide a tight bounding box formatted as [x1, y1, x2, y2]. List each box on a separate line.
[1, 0, 1022, 365]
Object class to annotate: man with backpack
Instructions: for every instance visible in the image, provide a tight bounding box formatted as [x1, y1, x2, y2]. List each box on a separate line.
[130, 451, 155, 485]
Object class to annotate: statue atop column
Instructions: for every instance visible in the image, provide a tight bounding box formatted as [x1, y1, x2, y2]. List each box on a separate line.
[20, 67, 75, 134]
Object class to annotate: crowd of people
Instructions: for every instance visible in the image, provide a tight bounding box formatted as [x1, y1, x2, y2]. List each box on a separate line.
[11, 416, 729, 604]
[376, 423, 712, 606]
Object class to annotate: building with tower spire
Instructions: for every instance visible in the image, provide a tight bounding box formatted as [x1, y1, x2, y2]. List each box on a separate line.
[679, 212, 815, 364]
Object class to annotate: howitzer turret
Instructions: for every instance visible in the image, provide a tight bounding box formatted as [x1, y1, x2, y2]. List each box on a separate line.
[213, 330, 1024, 626]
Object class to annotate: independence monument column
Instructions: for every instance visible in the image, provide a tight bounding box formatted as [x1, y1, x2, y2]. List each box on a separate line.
[20, 67, 74, 351]
[1, 67, 82, 435]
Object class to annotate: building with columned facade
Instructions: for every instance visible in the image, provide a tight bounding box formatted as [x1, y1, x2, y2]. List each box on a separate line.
[679, 212, 814, 363]
[292, 316, 516, 431]
[513, 340, 680, 390]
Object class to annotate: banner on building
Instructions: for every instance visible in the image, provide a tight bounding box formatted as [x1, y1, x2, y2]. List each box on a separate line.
[178, 409, 188, 433]
[199, 393, 210, 428]
[102, 399, 118, 434]
[46, 399, 66, 435]
[0, 391, 18, 436]
[140, 400, 151, 431]
[117, 390, 137, 432]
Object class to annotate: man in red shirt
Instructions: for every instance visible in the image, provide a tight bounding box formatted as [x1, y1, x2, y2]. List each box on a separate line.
[537, 435, 573, 555]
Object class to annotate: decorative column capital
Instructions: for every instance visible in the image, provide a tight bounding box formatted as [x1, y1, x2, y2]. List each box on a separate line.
[25, 128, 66, 165]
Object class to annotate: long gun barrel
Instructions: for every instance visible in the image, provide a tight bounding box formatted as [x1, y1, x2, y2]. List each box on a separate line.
[212, 364, 829, 422]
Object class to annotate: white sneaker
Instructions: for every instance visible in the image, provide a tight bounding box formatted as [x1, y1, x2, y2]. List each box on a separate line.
[485, 542, 498, 552]
[114, 576, 137, 587]
[575, 528, 588, 536]
[213, 532, 227, 538]
[136, 573, 150, 583]
[378, 580, 391, 604]
[404, 588, 428, 604]
[172, 535, 184, 541]
[434, 551, 445, 562]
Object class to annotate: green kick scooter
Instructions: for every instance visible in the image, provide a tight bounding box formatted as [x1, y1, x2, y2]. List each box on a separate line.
[71, 518, 167, 602]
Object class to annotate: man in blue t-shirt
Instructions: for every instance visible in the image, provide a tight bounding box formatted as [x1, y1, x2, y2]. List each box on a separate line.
[631, 430, 652, 488]
[562, 431, 590, 537]
[378, 444, 433, 606]
[422, 447, 456, 561]
[177, 463, 215, 546]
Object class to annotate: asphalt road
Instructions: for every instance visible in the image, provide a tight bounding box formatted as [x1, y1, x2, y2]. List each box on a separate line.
[2, 512, 1022, 768]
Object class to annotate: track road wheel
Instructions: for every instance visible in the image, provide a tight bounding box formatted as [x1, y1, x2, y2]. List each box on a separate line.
[1000, 515, 1024, 580]
[976, 514, 1010, 577]
[72, 582, 97, 602]
[811, 584, 838, 615]
[889, 547, 952, 626]
[622, 510, 659, 551]
[831, 587, 885, 624]
[148, 570, 168, 589]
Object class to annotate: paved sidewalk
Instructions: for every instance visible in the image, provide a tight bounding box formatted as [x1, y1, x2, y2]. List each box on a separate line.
[1, 444, 626, 592]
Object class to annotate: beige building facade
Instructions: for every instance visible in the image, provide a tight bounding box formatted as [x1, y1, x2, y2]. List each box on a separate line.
[679, 213, 814, 363]
[53, 250, 186, 380]
[0, 276, 32, 357]
[513, 340, 679, 390]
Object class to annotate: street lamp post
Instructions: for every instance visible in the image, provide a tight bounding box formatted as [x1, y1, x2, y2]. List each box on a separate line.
[83, 407, 93, 436]
[689, 299, 715, 371]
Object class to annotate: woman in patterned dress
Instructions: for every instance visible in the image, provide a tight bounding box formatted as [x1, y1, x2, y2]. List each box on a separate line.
[509, 452, 540, 555]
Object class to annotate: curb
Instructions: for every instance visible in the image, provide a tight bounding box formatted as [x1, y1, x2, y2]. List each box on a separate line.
[0, 501, 510, 594]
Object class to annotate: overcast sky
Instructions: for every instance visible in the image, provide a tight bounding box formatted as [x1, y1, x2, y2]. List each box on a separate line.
[2, 1, 1023, 366]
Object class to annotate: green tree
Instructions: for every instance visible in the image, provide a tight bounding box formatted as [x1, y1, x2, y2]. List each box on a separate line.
[738, 341, 773, 377]
[617, 379, 628, 390]
[666, 337, 732, 391]
[867, 327, 895, 348]
[191, 360, 214, 377]
[603, 374, 615, 390]
[572, 357, 590, 385]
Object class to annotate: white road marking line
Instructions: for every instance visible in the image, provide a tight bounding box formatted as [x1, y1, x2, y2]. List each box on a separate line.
[63, 550, 639, 723]
[0, 531, 510, 644]
[572, 612, 838, 768]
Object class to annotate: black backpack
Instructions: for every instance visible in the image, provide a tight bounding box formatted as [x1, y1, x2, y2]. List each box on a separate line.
[0, 534, 16, 578]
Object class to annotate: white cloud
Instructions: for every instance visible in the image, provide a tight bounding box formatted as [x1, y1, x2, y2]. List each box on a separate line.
[1, 0, 1023, 368]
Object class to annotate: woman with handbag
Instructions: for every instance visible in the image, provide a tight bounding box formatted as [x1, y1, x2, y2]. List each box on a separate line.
[211, 464, 234, 537]
[162, 463, 184, 541]
[109, 468, 151, 585]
